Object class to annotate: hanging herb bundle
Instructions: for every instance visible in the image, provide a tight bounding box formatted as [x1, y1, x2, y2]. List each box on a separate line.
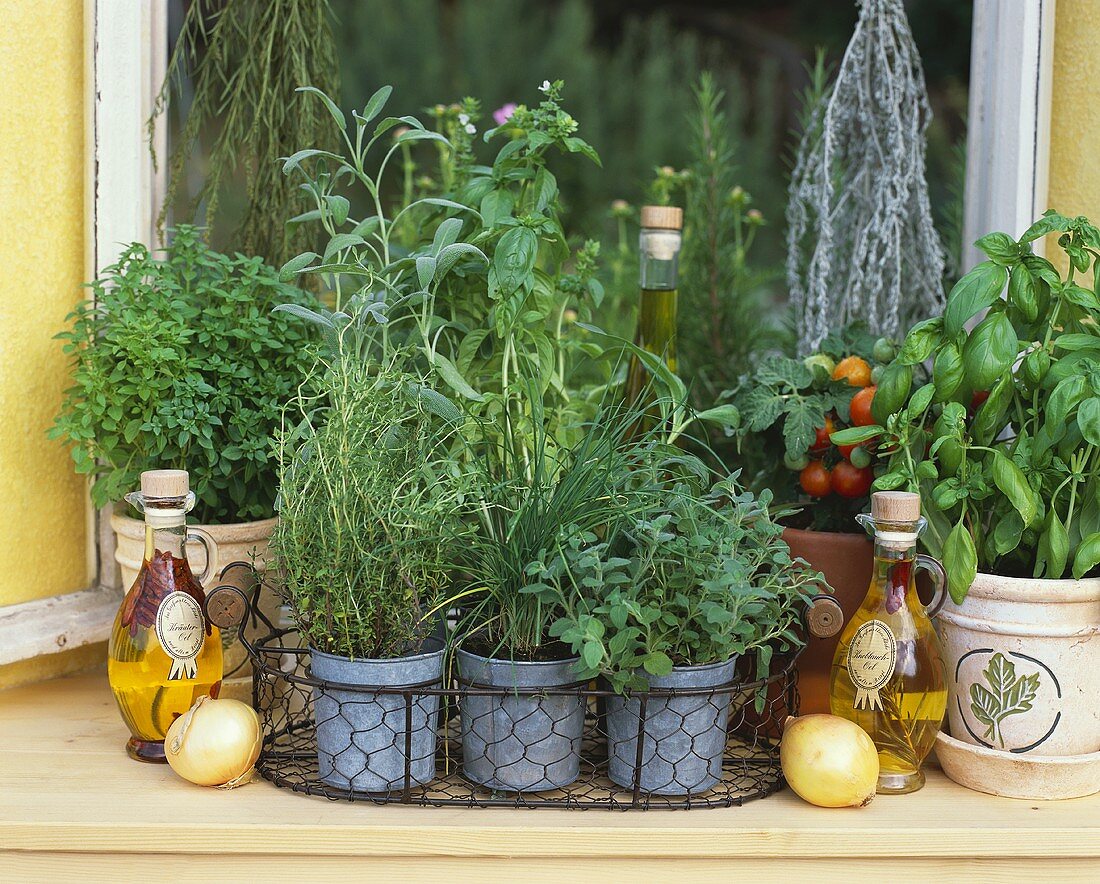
[786, 0, 946, 355]
[151, 0, 341, 268]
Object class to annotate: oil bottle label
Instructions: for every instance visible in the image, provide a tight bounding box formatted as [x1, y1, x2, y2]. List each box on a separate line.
[155, 591, 204, 680]
[847, 619, 897, 711]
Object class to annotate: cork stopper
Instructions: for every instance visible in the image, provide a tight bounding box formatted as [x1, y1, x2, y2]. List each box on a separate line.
[640, 205, 683, 230]
[871, 490, 921, 523]
[140, 469, 190, 499]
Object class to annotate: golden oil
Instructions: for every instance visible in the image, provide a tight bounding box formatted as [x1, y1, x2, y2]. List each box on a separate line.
[107, 470, 223, 762]
[829, 491, 948, 793]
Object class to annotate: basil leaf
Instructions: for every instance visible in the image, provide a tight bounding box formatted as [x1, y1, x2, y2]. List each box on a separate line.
[897, 317, 944, 365]
[975, 232, 1020, 266]
[1078, 397, 1100, 447]
[932, 342, 964, 402]
[1035, 510, 1070, 579]
[1072, 532, 1100, 579]
[963, 312, 1018, 391]
[991, 452, 1038, 526]
[1008, 264, 1038, 322]
[945, 262, 1007, 339]
[943, 517, 978, 604]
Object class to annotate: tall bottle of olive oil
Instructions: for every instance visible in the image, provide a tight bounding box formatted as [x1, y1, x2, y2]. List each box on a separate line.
[107, 470, 222, 762]
[623, 205, 683, 411]
[829, 491, 948, 794]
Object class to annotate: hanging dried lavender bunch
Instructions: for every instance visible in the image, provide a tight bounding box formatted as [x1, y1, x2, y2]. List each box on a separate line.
[786, 0, 946, 355]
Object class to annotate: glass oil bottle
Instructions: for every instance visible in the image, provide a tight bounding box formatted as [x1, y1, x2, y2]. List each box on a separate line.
[829, 491, 948, 793]
[107, 470, 223, 761]
[623, 204, 682, 410]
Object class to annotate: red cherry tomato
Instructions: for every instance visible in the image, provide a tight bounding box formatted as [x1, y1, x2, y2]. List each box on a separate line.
[849, 385, 877, 427]
[800, 460, 832, 497]
[970, 389, 990, 413]
[832, 461, 874, 499]
[809, 415, 836, 455]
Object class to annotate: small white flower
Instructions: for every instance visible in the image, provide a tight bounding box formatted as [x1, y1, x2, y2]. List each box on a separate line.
[458, 112, 470, 125]
[464, 123, 476, 135]
[539, 80, 551, 93]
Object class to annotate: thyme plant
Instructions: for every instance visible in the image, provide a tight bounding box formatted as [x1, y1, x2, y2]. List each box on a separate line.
[271, 342, 466, 659]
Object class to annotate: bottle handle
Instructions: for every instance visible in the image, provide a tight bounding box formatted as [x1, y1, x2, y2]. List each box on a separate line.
[915, 553, 947, 619]
[186, 528, 220, 587]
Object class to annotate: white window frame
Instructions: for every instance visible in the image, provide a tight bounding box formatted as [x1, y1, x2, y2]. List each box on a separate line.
[964, 0, 1056, 260]
[0, 0, 167, 666]
[0, 0, 1058, 667]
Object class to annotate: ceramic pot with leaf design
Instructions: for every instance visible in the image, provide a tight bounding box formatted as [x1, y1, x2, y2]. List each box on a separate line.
[937, 572, 1100, 757]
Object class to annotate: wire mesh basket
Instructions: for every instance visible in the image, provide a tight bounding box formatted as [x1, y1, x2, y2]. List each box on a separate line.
[207, 572, 833, 810]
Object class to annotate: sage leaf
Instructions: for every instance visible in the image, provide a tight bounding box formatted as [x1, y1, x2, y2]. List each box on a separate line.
[430, 353, 483, 401]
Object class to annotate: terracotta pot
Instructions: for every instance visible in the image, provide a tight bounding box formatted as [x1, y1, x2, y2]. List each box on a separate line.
[782, 527, 874, 715]
[111, 513, 280, 701]
[937, 572, 1100, 759]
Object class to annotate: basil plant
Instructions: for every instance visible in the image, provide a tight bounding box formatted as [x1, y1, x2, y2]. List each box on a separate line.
[833, 211, 1100, 602]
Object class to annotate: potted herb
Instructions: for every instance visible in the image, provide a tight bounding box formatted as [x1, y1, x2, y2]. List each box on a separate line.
[851, 212, 1100, 779]
[52, 227, 316, 693]
[271, 345, 464, 792]
[535, 476, 820, 795]
[723, 326, 898, 712]
[451, 405, 650, 793]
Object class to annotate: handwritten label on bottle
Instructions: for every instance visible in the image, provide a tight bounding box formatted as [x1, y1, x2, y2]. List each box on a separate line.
[155, 591, 204, 680]
[847, 619, 897, 711]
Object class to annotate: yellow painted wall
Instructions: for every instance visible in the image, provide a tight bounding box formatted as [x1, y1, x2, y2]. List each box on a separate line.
[0, 2, 89, 610]
[1048, 0, 1100, 267]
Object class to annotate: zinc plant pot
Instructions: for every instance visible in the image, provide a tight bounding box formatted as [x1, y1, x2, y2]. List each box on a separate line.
[782, 527, 874, 715]
[605, 656, 739, 796]
[455, 648, 586, 792]
[112, 512, 280, 701]
[311, 639, 445, 792]
[937, 572, 1100, 759]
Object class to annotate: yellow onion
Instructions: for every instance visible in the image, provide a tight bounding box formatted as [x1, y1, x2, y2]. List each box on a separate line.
[165, 695, 261, 788]
[780, 714, 879, 808]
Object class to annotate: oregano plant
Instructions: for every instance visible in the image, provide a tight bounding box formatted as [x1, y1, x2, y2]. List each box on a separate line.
[51, 227, 317, 523]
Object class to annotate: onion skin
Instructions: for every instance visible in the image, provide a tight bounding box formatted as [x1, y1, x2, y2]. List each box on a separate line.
[165, 695, 262, 788]
[781, 714, 879, 808]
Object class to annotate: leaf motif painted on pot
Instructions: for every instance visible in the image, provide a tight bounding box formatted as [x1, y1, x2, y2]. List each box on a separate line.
[968, 652, 1042, 748]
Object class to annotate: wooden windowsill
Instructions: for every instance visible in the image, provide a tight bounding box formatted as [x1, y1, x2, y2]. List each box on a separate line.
[2, 673, 1098, 878]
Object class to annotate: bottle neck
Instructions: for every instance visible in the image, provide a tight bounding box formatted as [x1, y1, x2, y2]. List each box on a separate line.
[639, 227, 681, 290]
[143, 504, 188, 562]
[871, 528, 919, 615]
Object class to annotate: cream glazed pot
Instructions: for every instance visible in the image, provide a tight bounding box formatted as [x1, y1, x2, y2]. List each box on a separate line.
[937, 572, 1100, 757]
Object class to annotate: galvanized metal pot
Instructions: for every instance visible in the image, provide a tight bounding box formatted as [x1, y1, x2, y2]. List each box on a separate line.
[311, 638, 445, 792]
[456, 648, 585, 792]
[606, 656, 738, 795]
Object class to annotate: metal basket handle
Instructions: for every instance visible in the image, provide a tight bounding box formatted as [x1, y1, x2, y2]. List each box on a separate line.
[804, 593, 844, 640]
[203, 561, 269, 659]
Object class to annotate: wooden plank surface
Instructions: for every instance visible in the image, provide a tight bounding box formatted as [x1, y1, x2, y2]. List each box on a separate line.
[1, 673, 1098, 875]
